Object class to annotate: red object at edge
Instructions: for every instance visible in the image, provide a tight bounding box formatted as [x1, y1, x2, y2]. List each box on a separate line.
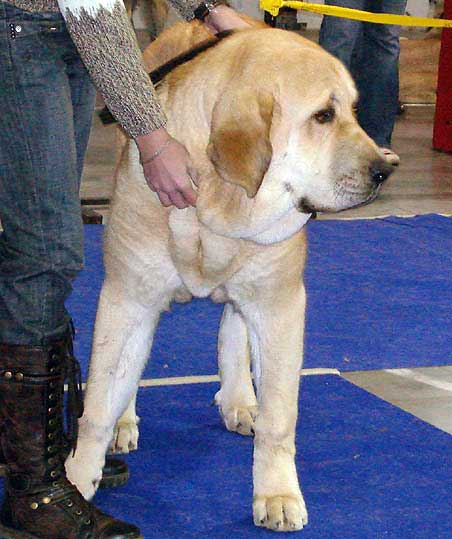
[433, 0, 452, 152]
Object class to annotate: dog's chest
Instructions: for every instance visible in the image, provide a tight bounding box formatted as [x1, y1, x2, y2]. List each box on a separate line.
[168, 209, 242, 297]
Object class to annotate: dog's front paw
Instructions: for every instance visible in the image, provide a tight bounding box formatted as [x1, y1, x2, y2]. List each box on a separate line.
[253, 494, 308, 532]
[65, 450, 103, 500]
[109, 415, 140, 454]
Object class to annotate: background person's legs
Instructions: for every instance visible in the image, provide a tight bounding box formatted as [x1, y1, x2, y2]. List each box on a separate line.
[319, 0, 366, 67]
[351, 0, 407, 147]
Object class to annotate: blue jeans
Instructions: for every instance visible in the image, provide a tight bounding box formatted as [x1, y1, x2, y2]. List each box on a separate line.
[0, 2, 96, 345]
[319, 0, 407, 146]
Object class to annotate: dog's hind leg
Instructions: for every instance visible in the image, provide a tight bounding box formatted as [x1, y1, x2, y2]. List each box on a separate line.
[214, 303, 258, 436]
[65, 278, 165, 500]
[110, 392, 140, 454]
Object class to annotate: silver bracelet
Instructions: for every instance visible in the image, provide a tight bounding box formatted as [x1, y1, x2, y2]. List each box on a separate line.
[140, 139, 173, 165]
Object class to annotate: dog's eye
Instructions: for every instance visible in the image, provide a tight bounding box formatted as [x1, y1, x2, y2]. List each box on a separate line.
[313, 107, 335, 124]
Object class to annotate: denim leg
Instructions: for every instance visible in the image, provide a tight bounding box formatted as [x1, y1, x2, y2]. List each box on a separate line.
[319, 0, 366, 67]
[353, 0, 407, 146]
[68, 52, 96, 186]
[0, 3, 96, 345]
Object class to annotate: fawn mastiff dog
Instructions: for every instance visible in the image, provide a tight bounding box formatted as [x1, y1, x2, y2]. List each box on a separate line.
[66, 23, 394, 532]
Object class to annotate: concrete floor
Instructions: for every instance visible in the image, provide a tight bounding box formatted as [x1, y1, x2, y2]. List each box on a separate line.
[81, 103, 452, 436]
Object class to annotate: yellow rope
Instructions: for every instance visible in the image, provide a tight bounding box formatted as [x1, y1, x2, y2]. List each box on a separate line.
[260, 0, 452, 27]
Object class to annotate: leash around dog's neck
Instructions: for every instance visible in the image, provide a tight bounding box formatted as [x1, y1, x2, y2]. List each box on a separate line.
[98, 30, 234, 126]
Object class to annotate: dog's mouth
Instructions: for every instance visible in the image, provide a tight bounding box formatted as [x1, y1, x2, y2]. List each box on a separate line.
[343, 182, 382, 209]
[297, 185, 381, 215]
[345, 189, 380, 210]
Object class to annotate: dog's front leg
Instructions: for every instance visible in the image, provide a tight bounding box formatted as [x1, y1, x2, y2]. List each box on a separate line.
[242, 284, 308, 532]
[65, 280, 162, 499]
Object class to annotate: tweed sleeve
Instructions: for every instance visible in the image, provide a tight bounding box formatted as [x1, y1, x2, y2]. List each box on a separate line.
[166, 0, 200, 20]
[57, 0, 167, 138]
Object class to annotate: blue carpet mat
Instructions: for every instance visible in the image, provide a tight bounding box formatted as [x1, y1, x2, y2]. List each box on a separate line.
[67, 215, 452, 379]
[1, 375, 451, 537]
[83, 375, 452, 538]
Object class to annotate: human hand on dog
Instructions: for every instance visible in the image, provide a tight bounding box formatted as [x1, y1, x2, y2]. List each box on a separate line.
[136, 129, 198, 209]
[204, 4, 252, 33]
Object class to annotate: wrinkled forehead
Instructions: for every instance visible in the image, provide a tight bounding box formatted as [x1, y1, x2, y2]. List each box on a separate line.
[276, 49, 358, 112]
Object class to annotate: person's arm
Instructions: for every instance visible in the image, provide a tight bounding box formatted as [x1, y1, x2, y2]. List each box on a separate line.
[56, 0, 197, 207]
[167, 1, 251, 32]
[57, 1, 248, 208]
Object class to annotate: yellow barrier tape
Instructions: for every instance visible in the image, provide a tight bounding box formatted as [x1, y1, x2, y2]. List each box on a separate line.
[260, 0, 452, 27]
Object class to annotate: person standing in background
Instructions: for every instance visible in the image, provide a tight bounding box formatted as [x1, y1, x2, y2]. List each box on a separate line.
[319, 0, 407, 165]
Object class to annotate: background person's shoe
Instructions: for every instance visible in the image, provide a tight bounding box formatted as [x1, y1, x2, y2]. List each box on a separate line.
[380, 147, 400, 166]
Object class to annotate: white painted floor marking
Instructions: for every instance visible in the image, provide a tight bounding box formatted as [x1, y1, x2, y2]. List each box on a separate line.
[68, 369, 340, 391]
[137, 368, 340, 388]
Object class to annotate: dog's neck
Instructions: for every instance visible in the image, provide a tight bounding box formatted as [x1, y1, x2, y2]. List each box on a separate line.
[195, 171, 311, 245]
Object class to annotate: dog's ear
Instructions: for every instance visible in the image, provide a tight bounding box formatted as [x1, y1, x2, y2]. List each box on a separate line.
[207, 92, 274, 198]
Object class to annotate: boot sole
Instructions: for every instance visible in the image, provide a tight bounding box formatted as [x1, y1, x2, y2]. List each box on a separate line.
[0, 523, 142, 539]
[0, 522, 40, 539]
[99, 468, 130, 489]
[0, 465, 129, 489]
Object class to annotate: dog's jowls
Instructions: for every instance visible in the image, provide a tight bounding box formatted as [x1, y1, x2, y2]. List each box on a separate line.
[65, 25, 393, 532]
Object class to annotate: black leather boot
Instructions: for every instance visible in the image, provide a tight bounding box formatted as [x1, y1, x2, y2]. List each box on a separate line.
[0, 336, 142, 539]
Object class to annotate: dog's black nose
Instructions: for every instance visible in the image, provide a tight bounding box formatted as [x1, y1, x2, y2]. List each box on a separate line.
[369, 160, 394, 185]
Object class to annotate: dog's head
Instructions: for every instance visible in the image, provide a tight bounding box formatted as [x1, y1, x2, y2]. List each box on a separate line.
[205, 29, 394, 221]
